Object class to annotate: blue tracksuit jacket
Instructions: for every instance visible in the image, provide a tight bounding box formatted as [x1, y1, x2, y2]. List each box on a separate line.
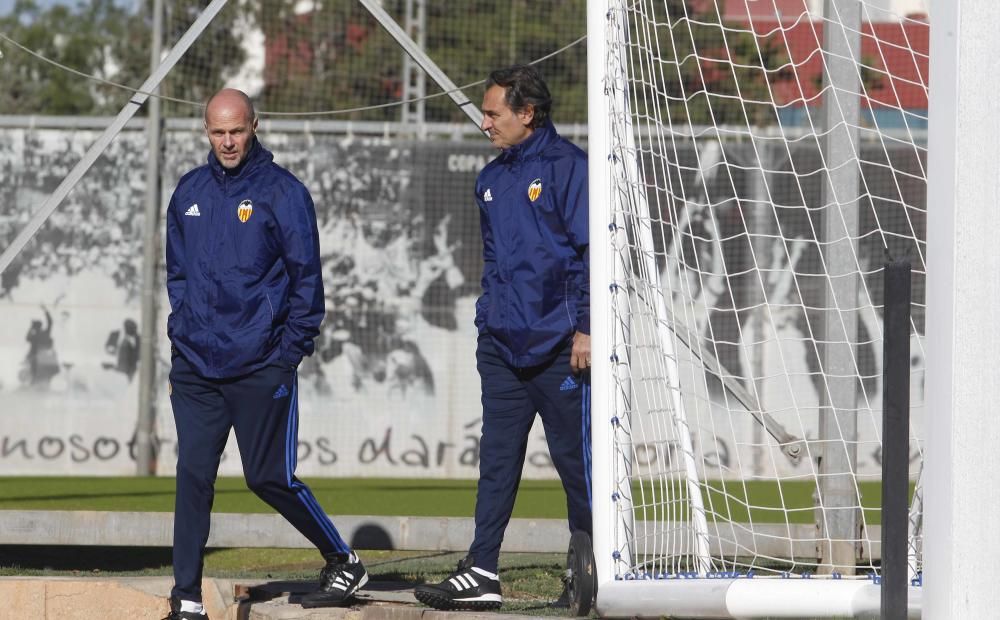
[165, 139, 324, 379]
[474, 120, 590, 368]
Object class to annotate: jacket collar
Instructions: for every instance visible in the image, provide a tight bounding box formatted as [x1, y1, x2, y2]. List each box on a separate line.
[208, 137, 272, 183]
[498, 120, 558, 163]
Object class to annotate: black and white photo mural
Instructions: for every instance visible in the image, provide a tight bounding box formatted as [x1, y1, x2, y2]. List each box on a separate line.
[0, 123, 926, 478]
[0, 124, 548, 476]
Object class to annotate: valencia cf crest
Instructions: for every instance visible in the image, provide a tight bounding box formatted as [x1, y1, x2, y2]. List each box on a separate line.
[528, 178, 543, 202]
[237, 199, 253, 223]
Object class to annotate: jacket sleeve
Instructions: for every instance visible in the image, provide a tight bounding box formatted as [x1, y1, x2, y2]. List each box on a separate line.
[277, 183, 326, 366]
[562, 156, 590, 335]
[474, 188, 496, 336]
[164, 191, 186, 338]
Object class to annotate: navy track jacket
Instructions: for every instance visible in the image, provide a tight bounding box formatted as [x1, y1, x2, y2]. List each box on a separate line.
[165, 139, 325, 379]
[474, 120, 590, 368]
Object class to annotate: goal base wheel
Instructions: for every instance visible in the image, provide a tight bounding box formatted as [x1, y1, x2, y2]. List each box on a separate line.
[564, 530, 596, 617]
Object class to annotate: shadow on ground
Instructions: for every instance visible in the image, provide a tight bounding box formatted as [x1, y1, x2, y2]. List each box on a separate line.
[0, 545, 173, 572]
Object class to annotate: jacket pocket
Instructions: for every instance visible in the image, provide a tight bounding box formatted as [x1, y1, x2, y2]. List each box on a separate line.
[166, 299, 186, 339]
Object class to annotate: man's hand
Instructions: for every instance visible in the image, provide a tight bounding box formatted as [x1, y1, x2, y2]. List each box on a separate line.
[570, 331, 591, 374]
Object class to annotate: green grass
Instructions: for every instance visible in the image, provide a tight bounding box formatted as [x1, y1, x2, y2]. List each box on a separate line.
[0, 476, 568, 519]
[0, 476, 914, 525]
[701, 479, 906, 525]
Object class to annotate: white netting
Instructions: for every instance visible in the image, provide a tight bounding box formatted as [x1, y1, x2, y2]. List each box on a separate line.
[599, 0, 926, 581]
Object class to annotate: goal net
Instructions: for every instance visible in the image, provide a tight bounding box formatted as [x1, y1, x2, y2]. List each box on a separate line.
[588, 0, 927, 616]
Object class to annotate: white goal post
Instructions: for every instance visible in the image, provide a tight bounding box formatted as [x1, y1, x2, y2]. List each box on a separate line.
[588, 1, 928, 617]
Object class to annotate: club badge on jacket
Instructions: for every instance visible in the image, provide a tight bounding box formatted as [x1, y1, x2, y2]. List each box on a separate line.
[528, 178, 543, 202]
[237, 199, 253, 223]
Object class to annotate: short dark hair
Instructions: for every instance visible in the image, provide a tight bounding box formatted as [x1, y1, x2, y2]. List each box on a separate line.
[485, 65, 552, 129]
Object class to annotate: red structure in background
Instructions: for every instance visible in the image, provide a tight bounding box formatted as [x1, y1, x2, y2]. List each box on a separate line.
[263, 14, 313, 85]
[726, 0, 929, 113]
[262, 11, 388, 103]
[261, 2, 928, 119]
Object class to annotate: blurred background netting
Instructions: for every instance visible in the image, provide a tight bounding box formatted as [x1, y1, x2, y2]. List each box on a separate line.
[0, 0, 589, 123]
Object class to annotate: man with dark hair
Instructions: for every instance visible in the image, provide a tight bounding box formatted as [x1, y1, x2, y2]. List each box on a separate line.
[163, 88, 366, 620]
[415, 64, 592, 611]
[483, 64, 553, 129]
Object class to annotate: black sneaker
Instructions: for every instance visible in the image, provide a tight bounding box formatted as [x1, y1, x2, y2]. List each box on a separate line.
[299, 552, 369, 608]
[414, 555, 502, 611]
[162, 597, 208, 620]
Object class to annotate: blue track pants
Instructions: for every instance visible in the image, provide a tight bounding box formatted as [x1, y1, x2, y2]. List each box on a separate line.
[469, 336, 592, 574]
[168, 355, 351, 602]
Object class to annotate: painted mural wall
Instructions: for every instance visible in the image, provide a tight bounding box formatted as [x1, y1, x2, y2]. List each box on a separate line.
[0, 122, 926, 479]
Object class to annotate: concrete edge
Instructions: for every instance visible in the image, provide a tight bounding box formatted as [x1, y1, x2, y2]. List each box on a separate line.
[0, 511, 571, 553]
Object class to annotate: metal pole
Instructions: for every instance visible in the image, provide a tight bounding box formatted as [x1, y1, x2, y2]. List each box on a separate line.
[509, 0, 518, 64]
[0, 0, 231, 277]
[135, 0, 165, 476]
[749, 144, 774, 479]
[399, 0, 427, 133]
[880, 260, 911, 620]
[588, 0, 614, 591]
[357, 0, 484, 130]
[925, 2, 1000, 616]
[817, 0, 861, 575]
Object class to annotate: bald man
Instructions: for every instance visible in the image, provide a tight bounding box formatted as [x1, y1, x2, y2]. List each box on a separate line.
[163, 89, 365, 620]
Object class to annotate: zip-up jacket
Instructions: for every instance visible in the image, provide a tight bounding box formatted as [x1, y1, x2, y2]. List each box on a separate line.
[165, 139, 324, 379]
[474, 120, 589, 368]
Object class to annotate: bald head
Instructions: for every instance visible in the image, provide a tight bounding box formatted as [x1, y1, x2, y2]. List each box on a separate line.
[204, 88, 258, 170]
[205, 88, 255, 124]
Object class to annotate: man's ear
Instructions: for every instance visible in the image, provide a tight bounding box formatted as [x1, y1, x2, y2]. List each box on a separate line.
[518, 104, 535, 128]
